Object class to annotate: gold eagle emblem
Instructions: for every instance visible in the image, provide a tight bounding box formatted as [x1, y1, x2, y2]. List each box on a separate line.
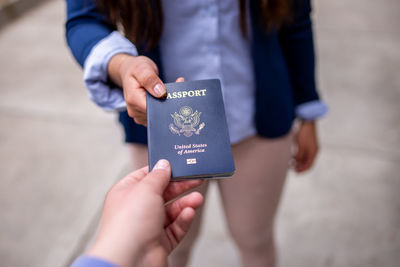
[169, 106, 205, 137]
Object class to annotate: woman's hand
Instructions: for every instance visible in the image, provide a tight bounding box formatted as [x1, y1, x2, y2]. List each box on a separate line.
[108, 54, 166, 126]
[294, 121, 319, 173]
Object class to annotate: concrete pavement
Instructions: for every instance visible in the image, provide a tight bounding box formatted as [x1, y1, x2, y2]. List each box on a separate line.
[0, 0, 48, 29]
[0, 0, 399, 267]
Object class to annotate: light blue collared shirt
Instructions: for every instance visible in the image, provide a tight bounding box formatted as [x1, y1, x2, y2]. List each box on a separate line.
[83, 0, 327, 144]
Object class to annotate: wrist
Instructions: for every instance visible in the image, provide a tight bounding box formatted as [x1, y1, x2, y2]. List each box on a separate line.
[86, 235, 142, 267]
[297, 118, 315, 129]
[300, 120, 315, 126]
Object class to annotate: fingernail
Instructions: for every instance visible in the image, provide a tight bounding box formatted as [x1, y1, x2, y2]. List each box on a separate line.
[154, 83, 166, 98]
[154, 159, 169, 170]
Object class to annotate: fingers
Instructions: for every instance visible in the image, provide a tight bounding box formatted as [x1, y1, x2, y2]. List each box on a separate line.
[123, 77, 148, 125]
[301, 149, 317, 172]
[164, 207, 196, 252]
[113, 166, 149, 190]
[163, 180, 203, 203]
[295, 145, 317, 173]
[125, 76, 185, 125]
[164, 192, 203, 251]
[165, 192, 203, 226]
[142, 159, 171, 195]
[132, 57, 166, 98]
[122, 56, 185, 126]
[118, 159, 201, 199]
[294, 147, 306, 172]
[124, 77, 146, 111]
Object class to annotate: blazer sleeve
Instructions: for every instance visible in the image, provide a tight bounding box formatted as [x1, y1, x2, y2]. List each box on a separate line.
[278, 0, 319, 106]
[65, 0, 116, 67]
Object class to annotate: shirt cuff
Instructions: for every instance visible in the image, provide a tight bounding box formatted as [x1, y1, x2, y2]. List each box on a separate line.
[70, 255, 120, 267]
[83, 31, 138, 111]
[295, 100, 328, 121]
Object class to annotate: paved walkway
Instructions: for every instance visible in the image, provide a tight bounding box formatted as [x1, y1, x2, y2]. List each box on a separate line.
[0, 1, 399, 267]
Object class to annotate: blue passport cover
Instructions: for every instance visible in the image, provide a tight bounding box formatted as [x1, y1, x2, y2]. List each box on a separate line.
[147, 79, 235, 180]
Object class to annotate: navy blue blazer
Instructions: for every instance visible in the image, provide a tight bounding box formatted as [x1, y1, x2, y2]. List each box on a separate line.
[65, 0, 320, 143]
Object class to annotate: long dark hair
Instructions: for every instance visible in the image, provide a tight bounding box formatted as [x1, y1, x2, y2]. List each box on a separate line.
[97, 0, 291, 50]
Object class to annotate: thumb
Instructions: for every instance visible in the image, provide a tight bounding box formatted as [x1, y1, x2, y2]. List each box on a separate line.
[142, 159, 172, 195]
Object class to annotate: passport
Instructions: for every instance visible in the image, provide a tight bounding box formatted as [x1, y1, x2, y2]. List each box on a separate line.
[146, 79, 235, 180]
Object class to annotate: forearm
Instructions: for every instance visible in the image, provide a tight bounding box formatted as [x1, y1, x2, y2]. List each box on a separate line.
[278, 1, 328, 120]
[278, 0, 318, 105]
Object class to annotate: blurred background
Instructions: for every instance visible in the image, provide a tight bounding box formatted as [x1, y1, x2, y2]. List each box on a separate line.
[0, 0, 399, 266]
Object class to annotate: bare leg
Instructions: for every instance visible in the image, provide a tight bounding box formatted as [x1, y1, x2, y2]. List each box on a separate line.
[168, 181, 209, 267]
[128, 144, 209, 267]
[128, 143, 149, 170]
[218, 134, 292, 267]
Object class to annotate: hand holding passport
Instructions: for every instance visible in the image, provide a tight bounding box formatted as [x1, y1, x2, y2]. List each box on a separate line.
[147, 79, 235, 180]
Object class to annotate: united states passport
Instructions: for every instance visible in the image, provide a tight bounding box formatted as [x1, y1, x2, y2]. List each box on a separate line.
[146, 79, 235, 180]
